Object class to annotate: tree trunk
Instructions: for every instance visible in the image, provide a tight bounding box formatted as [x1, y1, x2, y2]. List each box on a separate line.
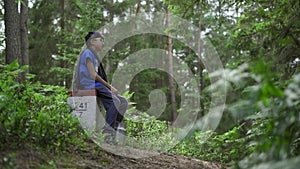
[4, 0, 21, 64]
[197, 8, 204, 117]
[60, 0, 65, 86]
[135, 0, 141, 16]
[166, 8, 177, 123]
[105, 0, 114, 75]
[20, 0, 29, 81]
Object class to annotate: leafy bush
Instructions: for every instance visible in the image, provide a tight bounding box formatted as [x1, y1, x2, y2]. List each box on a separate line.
[169, 125, 254, 165]
[237, 70, 300, 169]
[125, 109, 175, 151]
[0, 61, 83, 151]
[168, 62, 300, 168]
[208, 62, 300, 168]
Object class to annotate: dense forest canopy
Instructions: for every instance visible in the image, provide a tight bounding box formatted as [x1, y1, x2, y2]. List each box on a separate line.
[0, 0, 300, 168]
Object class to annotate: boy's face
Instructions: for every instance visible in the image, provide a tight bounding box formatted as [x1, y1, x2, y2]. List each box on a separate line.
[91, 38, 104, 51]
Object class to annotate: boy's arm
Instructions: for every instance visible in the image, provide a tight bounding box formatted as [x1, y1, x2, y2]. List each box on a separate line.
[86, 58, 118, 94]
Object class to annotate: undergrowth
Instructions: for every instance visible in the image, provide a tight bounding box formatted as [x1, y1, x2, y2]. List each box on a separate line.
[0, 61, 85, 152]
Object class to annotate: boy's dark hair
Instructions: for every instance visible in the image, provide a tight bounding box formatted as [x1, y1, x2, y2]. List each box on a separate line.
[85, 31, 104, 42]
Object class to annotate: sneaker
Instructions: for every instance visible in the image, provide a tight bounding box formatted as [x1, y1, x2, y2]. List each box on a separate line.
[116, 126, 127, 145]
[114, 122, 127, 145]
[103, 132, 117, 145]
[114, 121, 120, 130]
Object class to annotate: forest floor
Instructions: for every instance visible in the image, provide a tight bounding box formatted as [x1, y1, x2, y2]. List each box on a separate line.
[0, 140, 221, 169]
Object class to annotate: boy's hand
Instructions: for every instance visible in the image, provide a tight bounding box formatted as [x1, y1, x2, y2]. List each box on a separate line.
[110, 86, 118, 95]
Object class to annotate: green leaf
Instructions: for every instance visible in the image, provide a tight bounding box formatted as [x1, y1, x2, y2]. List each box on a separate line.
[7, 60, 19, 70]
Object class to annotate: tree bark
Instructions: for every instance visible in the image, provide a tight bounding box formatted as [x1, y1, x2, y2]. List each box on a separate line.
[197, 8, 204, 117]
[20, 0, 29, 80]
[135, 0, 141, 16]
[60, 0, 65, 86]
[4, 0, 21, 64]
[166, 8, 177, 123]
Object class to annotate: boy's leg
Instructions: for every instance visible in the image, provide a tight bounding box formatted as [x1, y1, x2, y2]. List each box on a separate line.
[95, 85, 118, 133]
[115, 95, 128, 123]
[95, 86, 128, 144]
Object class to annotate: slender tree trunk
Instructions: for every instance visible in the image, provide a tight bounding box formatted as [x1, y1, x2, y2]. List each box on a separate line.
[20, 0, 29, 81]
[166, 8, 177, 123]
[135, 0, 141, 16]
[105, 0, 114, 74]
[60, 0, 65, 86]
[160, 35, 166, 90]
[197, 8, 204, 117]
[4, 0, 21, 64]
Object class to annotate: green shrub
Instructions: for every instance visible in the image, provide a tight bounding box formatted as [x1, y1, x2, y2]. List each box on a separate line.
[168, 62, 300, 168]
[0, 61, 83, 151]
[237, 71, 300, 169]
[169, 125, 254, 165]
[125, 109, 176, 151]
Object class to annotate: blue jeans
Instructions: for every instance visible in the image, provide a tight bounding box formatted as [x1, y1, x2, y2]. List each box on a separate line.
[95, 85, 128, 133]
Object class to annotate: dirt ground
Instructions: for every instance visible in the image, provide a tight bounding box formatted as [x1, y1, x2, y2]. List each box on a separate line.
[0, 142, 221, 169]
